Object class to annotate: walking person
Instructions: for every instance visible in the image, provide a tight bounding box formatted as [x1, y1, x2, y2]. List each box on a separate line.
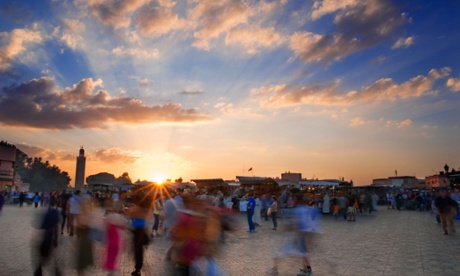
[127, 197, 151, 276]
[435, 189, 458, 235]
[67, 190, 82, 236]
[261, 194, 269, 221]
[270, 196, 278, 230]
[150, 193, 164, 238]
[19, 192, 25, 207]
[74, 201, 94, 275]
[60, 194, 70, 235]
[253, 194, 262, 226]
[0, 191, 5, 212]
[103, 207, 128, 276]
[34, 192, 40, 208]
[33, 200, 61, 276]
[246, 193, 256, 233]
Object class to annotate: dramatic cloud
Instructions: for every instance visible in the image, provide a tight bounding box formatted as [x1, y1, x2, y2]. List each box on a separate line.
[0, 77, 210, 129]
[189, 0, 250, 50]
[16, 143, 74, 161]
[225, 26, 284, 54]
[112, 46, 159, 59]
[94, 148, 139, 164]
[81, 0, 149, 29]
[446, 77, 460, 92]
[291, 0, 408, 63]
[252, 68, 451, 108]
[134, 4, 185, 37]
[392, 36, 415, 49]
[59, 19, 86, 49]
[0, 26, 43, 71]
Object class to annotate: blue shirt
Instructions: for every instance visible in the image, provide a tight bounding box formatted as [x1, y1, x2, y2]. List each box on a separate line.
[247, 197, 256, 211]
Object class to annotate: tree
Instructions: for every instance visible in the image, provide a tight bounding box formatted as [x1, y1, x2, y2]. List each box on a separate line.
[444, 164, 450, 174]
[174, 177, 183, 183]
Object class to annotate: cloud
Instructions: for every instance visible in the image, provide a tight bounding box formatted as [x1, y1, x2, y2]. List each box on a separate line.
[139, 78, 150, 87]
[134, 4, 185, 37]
[180, 90, 204, 96]
[251, 68, 451, 108]
[59, 19, 86, 49]
[81, 0, 149, 29]
[383, 119, 413, 128]
[0, 27, 43, 71]
[0, 77, 210, 129]
[290, 0, 408, 63]
[368, 56, 386, 65]
[112, 46, 159, 59]
[311, 0, 360, 20]
[446, 77, 460, 92]
[16, 143, 74, 161]
[190, 0, 250, 50]
[94, 148, 139, 164]
[225, 26, 284, 54]
[392, 36, 415, 49]
[349, 117, 367, 127]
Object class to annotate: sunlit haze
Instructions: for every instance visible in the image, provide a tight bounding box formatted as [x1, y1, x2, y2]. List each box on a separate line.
[1, 0, 459, 186]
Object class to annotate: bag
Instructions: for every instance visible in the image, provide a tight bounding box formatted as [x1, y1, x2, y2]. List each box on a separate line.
[267, 207, 272, 216]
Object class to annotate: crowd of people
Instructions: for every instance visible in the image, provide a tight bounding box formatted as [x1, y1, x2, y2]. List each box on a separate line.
[1, 185, 459, 276]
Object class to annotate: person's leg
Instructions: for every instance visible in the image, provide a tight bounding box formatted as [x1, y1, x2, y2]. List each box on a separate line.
[133, 228, 144, 274]
[272, 212, 277, 229]
[247, 210, 255, 231]
[68, 214, 75, 235]
[440, 213, 448, 234]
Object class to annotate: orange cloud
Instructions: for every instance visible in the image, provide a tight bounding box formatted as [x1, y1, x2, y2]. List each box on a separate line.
[447, 77, 460, 92]
[0, 26, 42, 71]
[135, 5, 185, 37]
[252, 68, 451, 108]
[82, 0, 149, 29]
[225, 26, 284, 54]
[0, 77, 210, 129]
[94, 148, 139, 164]
[392, 36, 415, 49]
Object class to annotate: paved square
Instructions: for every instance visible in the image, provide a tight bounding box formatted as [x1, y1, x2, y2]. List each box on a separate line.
[0, 205, 459, 275]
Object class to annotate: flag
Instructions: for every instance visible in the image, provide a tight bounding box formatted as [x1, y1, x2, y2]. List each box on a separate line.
[248, 167, 253, 171]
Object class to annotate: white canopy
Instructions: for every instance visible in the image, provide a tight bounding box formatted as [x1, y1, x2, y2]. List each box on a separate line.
[298, 180, 339, 186]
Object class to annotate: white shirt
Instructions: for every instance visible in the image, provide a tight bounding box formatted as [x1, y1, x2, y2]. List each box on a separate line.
[68, 195, 81, 214]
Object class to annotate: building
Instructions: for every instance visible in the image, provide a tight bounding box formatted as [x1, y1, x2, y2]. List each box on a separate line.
[281, 172, 302, 183]
[425, 172, 449, 188]
[0, 143, 16, 191]
[75, 147, 86, 190]
[372, 176, 425, 188]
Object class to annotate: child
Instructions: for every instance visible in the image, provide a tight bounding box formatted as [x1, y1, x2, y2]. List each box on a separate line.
[332, 203, 340, 219]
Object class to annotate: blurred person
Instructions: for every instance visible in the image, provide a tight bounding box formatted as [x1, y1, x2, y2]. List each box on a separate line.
[74, 200, 94, 275]
[150, 193, 164, 238]
[261, 194, 269, 221]
[347, 195, 356, 222]
[127, 197, 151, 276]
[34, 192, 40, 208]
[0, 191, 5, 212]
[253, 194, 261, 226]
[269, 196, 320, 276]
[371, 192, 379, 211]
[164, 191, 184, 260]
[246, 193, 256, 232]
[33, 199, 61, 276]
[435, 189, 458, 235]
[103, 207, 128, 276]
[60, 193, 70, 235]
[270, 196, 278, 230]
[67, 190, 82, 236]
[322, 193, 330, 214]
[19, 191, 25, 207]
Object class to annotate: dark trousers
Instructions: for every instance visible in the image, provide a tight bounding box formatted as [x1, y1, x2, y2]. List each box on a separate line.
[152, 214, 160, 231]
[247, 209, 255, 231]
[19, 200, 24, 207]
[271, 211, 278, 229]
[133, 228, 147, 270]
[61, 212, 67, 233]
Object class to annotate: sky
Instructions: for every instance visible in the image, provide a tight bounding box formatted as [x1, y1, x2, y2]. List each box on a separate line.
[1, 0, 460, 186]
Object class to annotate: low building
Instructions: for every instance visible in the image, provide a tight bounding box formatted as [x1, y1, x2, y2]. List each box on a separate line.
[281, 172, 302, 183]
[425, 172, 449, 188]
[0, 143, 16, 191]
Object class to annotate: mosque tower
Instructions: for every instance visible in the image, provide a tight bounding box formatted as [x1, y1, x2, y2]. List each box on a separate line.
[75, 146, 86, 190]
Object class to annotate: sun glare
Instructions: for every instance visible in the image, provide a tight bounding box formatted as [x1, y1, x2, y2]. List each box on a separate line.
[153, 173, 166, 184]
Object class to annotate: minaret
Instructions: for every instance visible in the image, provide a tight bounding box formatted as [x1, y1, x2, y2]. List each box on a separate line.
[75, 146, 86, 190]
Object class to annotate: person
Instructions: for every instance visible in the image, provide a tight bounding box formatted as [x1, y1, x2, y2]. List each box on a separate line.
[34, 192, 40, 208]
[260, 194, 269, 221]
[253, 194, 261, 226]
[60, 194, 70, 235]
[371, 192, 378, 211]
[0, 191, 5, 212]
[435, 189, 458, 235]
[246, 193, 256, 233]
[150, 194, 163, 238]
[103, 207, 128, 275]
[127, 197, 151, 276]
[269, 196, 320, 276]
[67, 190, 82, 236]
[347, 195, 356, 221]
[164, 192, 184, 260]
[270, 196, 278, 230]
[33, 199, 61, 276]
[322, 193, 330, 214]
[75, 201, 94, 275]
[19, 192, 25, 207]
